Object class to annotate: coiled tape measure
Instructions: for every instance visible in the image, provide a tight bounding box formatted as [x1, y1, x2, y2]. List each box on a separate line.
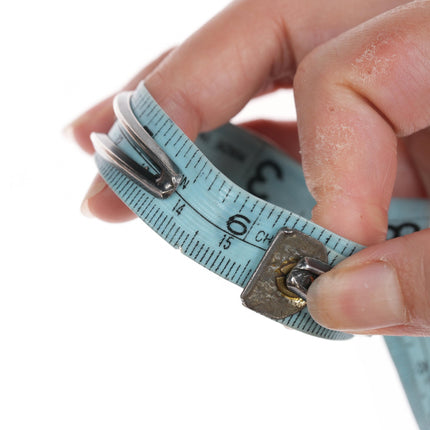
[91, 82, 430, 429]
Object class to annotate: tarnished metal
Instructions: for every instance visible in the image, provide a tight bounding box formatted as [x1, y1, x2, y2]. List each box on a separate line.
[275, 259, 302, 299]
[241, 228, 329, 319]
[286, 256, 331, 300]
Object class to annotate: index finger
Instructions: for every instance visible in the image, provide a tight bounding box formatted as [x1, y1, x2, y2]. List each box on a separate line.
[294, 1, 430, 245]
[144, 0, 408, 141]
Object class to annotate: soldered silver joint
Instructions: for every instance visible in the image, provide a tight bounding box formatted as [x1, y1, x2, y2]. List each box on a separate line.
[285, 256, 331, 301]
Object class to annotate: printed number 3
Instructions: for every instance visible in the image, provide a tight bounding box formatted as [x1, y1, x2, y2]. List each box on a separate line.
[247, 160, 283, 200]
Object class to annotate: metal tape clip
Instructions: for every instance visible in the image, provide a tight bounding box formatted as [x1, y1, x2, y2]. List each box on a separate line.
[91, 91, 182, 199]
[241, 228, 331, 319]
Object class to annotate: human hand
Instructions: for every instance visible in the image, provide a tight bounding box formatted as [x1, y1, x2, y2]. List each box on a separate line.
[67, 0, 430, 336]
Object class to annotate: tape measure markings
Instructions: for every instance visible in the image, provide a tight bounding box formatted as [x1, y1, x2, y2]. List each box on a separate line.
[100, 161, 259, 286]
[97, 84, 366, 338]
[93, 83, 430, 426]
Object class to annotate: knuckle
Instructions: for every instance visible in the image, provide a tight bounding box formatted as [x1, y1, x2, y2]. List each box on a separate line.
[293, 45, 333, 97]
[293, 52, 315, 93]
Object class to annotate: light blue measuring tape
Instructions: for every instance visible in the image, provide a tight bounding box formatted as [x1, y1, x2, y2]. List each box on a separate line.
[91, 82, 430, 429]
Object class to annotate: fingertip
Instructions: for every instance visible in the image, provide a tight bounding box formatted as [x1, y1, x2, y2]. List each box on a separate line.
[81, 175, 136, 223]
[81, 175, 107, 218]
[62, 124, 76, 145]
[307, 261, 407, 333]
[66, 97, 115, 154]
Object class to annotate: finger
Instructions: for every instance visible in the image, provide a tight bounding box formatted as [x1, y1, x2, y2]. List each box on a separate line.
[294, 1, 430, 245]
[144, 0, 408, 141]
[66, 48, 174, 154]
[307, 229, 430, 336]
[81, 175, 136, 223]
[80, 0, 408, 221]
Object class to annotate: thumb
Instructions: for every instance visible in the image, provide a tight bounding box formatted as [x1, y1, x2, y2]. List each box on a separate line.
[307, 229, 430, 336]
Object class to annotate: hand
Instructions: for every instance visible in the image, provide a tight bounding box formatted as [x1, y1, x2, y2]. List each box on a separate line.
[67, 0, 430, 336]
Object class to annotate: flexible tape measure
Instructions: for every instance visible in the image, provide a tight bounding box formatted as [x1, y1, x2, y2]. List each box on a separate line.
[91, 82, 430, 428]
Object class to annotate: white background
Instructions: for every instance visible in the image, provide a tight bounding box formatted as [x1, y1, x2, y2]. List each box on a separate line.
[1, 1, 417, 429]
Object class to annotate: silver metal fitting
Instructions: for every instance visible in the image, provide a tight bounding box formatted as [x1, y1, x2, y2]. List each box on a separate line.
[91, 92, 182, 199]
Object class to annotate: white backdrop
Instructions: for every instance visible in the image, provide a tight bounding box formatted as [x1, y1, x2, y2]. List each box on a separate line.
[1, 1, 417, 429]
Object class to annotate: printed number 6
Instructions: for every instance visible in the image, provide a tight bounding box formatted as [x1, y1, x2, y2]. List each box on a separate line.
[227, 214, 251, 236]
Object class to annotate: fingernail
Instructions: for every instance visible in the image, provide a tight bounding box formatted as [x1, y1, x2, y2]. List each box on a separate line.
[63, 100, 114, 153]
[307, 262, 407, 332]
[62, 124, 76, 143]
[66, 99, 111, 129]
[81, 175, 107, 218]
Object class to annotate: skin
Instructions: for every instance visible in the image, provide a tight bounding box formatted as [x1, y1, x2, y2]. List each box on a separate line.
[67, 0, 430, 336]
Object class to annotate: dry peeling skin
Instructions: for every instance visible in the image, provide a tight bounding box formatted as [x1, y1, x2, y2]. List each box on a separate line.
[313, 123, 357, 162]
[302, 116, 367, 202]
[346, 2, 430, 137]
[298, 97, 397, 245]
[352, 32, 398, 85]
[294, 12, 423, 244]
